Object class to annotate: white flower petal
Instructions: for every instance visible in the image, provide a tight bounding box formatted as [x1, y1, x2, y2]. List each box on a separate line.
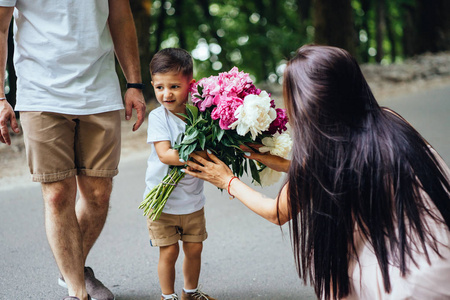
[259, 167, 283, 186]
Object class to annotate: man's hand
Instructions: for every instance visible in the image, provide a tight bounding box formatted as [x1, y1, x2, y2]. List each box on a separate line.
[0, 100, 19, 145]
[124, 88, 146, 131]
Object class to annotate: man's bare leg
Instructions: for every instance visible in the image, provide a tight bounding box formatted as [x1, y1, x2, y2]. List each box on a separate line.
[42, 177, 88, 300]
[76, 175, 113, 263]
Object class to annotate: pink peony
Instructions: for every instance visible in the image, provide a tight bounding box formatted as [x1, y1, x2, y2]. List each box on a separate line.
[191, 67, 260, 112]
[267, 108, 289, 134]
[211, 95, 243, 130]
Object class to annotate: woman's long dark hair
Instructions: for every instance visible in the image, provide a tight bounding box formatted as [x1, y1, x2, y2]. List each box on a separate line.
[282, 45, 450, 299]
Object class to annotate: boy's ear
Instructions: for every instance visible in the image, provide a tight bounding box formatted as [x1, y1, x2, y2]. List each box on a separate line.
[150, 81, 154, 87]
[190, 79, 196, 84]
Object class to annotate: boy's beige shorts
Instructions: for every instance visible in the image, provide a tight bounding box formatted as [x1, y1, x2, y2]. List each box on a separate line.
[20, 110, 121, 183]
[147, 207, 208, 247]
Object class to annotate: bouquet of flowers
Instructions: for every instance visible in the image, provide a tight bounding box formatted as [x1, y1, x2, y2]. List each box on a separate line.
[139, 67, 292, 220]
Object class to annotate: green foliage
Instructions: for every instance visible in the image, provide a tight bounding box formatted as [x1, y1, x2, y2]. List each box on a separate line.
[173, 103, 260, 182]
[140, 0, 449, 87]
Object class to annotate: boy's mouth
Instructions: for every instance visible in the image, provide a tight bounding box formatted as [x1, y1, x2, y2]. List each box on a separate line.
[164, 100, 175, 103]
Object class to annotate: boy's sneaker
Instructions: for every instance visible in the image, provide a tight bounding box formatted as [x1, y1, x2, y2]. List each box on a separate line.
[63, 296, 91, 300]
[181, 289, 216, 300]
[161, 295, 179, 300]
[59, 267, 114, 300]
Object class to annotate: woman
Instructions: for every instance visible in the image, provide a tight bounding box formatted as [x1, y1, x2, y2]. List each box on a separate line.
[185, 46, 450, 299]
[182, 45, 450, 299]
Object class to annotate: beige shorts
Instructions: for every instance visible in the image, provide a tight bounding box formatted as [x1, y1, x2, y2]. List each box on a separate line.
[20, 111, 121, 183]
[147, 208, 208, 247]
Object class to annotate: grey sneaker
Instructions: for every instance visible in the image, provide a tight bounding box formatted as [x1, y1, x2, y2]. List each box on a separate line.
[63, 296, 91, 300]
[59, 267, 114, 300]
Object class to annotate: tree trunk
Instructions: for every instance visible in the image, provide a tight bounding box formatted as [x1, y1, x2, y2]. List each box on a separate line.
[375, 0, 386, 63]
[313, 0, 356, 56]
[401, 3, 416, 57]
[297, 0, 312, 21]
[360, 0, 371, 62]
[384, 4, 396, 62]
[173, 0, 186, 50]
[130, 0, 153, 101]
[415, 0, 450, 53]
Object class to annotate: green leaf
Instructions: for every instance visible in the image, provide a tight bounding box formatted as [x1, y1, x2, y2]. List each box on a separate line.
[182, 129, 198, 144]
[248, 159, 261, 185]
[216, 128, 225, 142]
[198, 132, 206, 150]
[177, 113, 189, 121]
[184, 143, 197, 156]
[186, 103, 199, 121]
[197, 85, 203, 95]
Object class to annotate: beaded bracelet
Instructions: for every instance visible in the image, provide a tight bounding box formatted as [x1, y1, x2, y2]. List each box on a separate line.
[227, 176, 238, 199]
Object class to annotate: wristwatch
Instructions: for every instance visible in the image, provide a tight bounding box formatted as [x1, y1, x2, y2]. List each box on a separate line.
[126, 83, 145, 90]
[0, 97, 6, 101]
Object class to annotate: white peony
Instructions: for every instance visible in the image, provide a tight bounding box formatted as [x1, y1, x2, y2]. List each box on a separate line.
[259, 132, 293, 158]
[229, 91, 277, 140]
[259, 166, 283, 186]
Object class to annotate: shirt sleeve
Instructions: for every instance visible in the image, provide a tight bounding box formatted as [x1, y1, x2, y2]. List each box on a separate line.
[147, 108, 171, 144]
[0, 1, 16, 6]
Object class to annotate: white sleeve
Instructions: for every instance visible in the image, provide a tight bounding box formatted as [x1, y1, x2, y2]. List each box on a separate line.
[147, 108, 171, 144]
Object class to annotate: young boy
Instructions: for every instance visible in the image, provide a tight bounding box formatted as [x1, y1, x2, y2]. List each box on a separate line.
[144, 48, 216, 300]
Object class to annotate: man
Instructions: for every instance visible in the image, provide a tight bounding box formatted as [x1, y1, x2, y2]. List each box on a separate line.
[0, 1, 146, 300]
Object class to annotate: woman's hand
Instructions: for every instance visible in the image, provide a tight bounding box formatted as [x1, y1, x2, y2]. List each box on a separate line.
[240, 144, 291, 173]
[183, 151, 235, 190]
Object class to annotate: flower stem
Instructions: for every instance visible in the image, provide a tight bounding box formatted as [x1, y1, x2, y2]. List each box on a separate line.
[138, 167, 185, 220]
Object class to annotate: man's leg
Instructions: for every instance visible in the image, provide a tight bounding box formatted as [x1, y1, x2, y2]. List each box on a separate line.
[76, 175, 113, 263]
[42, 177, 89, 300]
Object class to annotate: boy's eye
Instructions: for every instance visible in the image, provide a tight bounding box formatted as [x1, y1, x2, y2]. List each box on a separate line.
[172, 85, 180, 89]
[156, 86, 163, 90]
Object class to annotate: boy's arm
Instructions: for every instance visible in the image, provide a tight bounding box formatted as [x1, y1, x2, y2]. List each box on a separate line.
[154, 141, 185, 166]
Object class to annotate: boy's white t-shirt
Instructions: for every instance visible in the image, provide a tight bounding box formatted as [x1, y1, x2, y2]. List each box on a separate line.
[1, 0, 123, 115]
[144, 106, 205, 215]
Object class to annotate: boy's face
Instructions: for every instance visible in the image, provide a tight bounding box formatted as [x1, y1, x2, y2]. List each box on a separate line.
[151, 71, 194, 117]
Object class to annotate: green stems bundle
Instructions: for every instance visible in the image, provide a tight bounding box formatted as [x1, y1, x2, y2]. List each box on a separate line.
[138, 167, 185, 220]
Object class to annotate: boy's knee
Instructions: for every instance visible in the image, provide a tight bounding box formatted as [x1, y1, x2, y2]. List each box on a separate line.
[160, 243, 180, 261]
[183, 242, 203, 258]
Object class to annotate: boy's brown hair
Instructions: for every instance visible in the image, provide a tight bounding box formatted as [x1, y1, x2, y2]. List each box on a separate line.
[150, 48, 193, 79]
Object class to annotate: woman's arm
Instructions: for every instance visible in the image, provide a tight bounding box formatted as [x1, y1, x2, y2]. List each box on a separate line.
[154, 141, 185, 166]
[183, 152, 291, 225]
[240, 144, 291, 173]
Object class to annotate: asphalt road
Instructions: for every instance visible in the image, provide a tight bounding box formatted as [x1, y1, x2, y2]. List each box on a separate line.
[0, 84, 449, 300]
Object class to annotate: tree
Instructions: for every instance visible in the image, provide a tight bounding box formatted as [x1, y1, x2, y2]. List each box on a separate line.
[313, 0, 357, 56]
[401, 0, 450, 57]
[129, 0, 153, 100]
[375, 0, 386, 62]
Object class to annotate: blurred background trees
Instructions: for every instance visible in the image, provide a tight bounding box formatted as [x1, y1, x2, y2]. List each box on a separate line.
[4, 0, 450, 103]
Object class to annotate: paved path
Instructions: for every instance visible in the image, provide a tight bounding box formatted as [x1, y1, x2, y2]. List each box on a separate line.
[0, 84, 449, 300]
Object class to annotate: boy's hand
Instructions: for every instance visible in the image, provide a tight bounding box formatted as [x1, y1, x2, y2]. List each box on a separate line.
[124, 88, 146, 131]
